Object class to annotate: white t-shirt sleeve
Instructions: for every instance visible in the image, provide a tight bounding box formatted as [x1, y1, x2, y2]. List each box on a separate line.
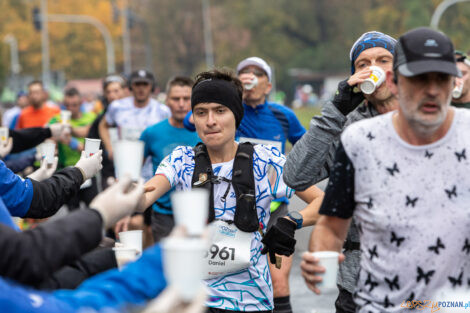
[155, 146, 186, 188]
[260, 145, 294, 200]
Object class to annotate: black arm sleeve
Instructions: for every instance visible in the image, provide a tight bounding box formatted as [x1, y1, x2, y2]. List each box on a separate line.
[0, 209, 103, 287]
[9, 127, 52, 154]
[319, 141, 356, 219]
[26, 167, 84, 218]
[39, 248, 117, 290]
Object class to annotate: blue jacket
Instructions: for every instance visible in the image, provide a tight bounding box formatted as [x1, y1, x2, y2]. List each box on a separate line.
[0, 244, 167, 313]
[184, 100, 306, 153]
[0, 161, 33, 223]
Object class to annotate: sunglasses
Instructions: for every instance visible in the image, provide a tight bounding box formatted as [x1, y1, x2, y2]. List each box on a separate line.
[239, 68, 267, 77]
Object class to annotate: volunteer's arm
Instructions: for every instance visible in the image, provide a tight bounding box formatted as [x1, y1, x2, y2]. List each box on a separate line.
[0, 209, 103, 286]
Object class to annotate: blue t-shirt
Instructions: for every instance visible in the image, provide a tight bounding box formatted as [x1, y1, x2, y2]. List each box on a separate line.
[140, 119, 200, 214]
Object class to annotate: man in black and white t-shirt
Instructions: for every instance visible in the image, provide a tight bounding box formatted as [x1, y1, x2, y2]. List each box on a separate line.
[302, 27, 470, 312]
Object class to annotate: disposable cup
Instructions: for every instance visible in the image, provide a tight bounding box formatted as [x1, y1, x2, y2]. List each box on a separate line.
[84, 138, 101, 157]
[171, 189, 209, 236]
[162, 237, 207, 301]
[0, 127, 8, 144]
[118, 230, 143, 254]
[60, 110, 72, 124]
[360, 66, 385, 95]
[244, 76, 258, 90]
[113, 140, 144, 181]
[453, 84, 463, 99]
[311, 251, 339, 291]
[42, 142, 56, 165]
[113, 247, 138, 269]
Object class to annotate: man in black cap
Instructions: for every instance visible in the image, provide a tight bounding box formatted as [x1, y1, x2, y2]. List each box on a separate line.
[302, 27, 468, 312]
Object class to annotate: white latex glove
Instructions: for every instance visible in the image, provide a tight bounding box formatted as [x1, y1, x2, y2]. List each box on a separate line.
[74, 150, 103, 181]
[0, 138, 13, 158]
[89, 176, 145, 229]
[49, 123, 71, 141]
[27, 156, 58, 181]
[141, 286, 206, 313]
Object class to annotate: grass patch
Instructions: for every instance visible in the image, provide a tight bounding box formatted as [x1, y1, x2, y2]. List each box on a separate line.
[293, 106, 322, 128]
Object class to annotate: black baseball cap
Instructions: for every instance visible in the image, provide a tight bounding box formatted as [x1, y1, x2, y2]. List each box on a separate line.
[129, 69, 155, 84]
[393, 27, 461, 77]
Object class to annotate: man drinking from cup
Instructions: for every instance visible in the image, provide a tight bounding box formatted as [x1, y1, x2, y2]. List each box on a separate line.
[139, 69, 324, 313]
[283, 31, 398, 313]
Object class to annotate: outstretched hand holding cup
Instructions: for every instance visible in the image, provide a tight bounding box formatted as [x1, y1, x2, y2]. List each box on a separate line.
[90, 175, 145, 229]
[75, 150, 103, 181]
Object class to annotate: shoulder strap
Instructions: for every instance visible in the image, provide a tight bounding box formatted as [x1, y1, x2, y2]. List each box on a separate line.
[191, 143, 215, 223]
[191, 142, 259, 232]
[232, 142, 258, 232]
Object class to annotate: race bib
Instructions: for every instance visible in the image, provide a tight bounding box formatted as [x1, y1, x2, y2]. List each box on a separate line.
[203, 220, 252, 279]
[238, 137, 282, 151]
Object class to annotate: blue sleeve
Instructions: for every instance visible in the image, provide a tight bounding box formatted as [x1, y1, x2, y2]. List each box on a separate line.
[183, 111, 196, 132]
[283, 106, 306, 145]
[4, 154, 35, 173]
[0, 197, 20, 230]
[140, 129, 150, 159]
[9, 114, 20, 130]
[0, 161, 33, 217]
[54, 244, 167, 311]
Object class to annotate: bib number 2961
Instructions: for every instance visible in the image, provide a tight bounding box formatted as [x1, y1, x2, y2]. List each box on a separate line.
[204, 244, 235, 261]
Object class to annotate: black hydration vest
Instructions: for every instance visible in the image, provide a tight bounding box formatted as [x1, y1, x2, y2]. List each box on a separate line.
[191, 142, 259, 232]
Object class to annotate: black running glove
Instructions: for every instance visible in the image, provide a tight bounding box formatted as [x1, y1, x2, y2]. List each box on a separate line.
[261, 218, 297, 264]
[332, 79, 365, 116]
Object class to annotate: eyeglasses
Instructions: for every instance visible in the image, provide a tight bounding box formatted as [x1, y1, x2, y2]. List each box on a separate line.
[239, 68, 267, 77]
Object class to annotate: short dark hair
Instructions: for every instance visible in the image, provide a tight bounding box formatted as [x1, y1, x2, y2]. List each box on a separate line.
[193, 69, 243, 100]
[166, 76, 194, 94]
[28, 80, 43, 89]
[64, 87, 81, 98]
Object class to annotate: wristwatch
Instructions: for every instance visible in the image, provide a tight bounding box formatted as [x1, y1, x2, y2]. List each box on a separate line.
[286, 211, 303, 229]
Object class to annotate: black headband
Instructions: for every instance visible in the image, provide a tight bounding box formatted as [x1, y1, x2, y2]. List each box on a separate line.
[191, 78, 243, 128]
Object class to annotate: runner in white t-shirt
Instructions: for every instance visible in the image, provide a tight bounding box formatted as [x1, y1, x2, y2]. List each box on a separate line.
[99, 69, 170, 161]
[138, 69, 324, 312]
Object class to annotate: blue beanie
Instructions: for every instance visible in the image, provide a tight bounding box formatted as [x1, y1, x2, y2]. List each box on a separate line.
[349, 31, 397, 74]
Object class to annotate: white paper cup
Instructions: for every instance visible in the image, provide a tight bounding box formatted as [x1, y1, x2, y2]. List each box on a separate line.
[360, 66, 385, 95]
[311, 251, 340, 291]
[113, 247, 138, 269]
[244, 76, 258, 90]
[42, 142, 56, 165]
[0, 127, 8, 144]
[84, 138, 101, 157]
[60, 110, 72, 124]
[171, 189, 209, 237]
[113, 140, 144, 181]
[118, 230, 143, 254]
[162, 237, 207, 301]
